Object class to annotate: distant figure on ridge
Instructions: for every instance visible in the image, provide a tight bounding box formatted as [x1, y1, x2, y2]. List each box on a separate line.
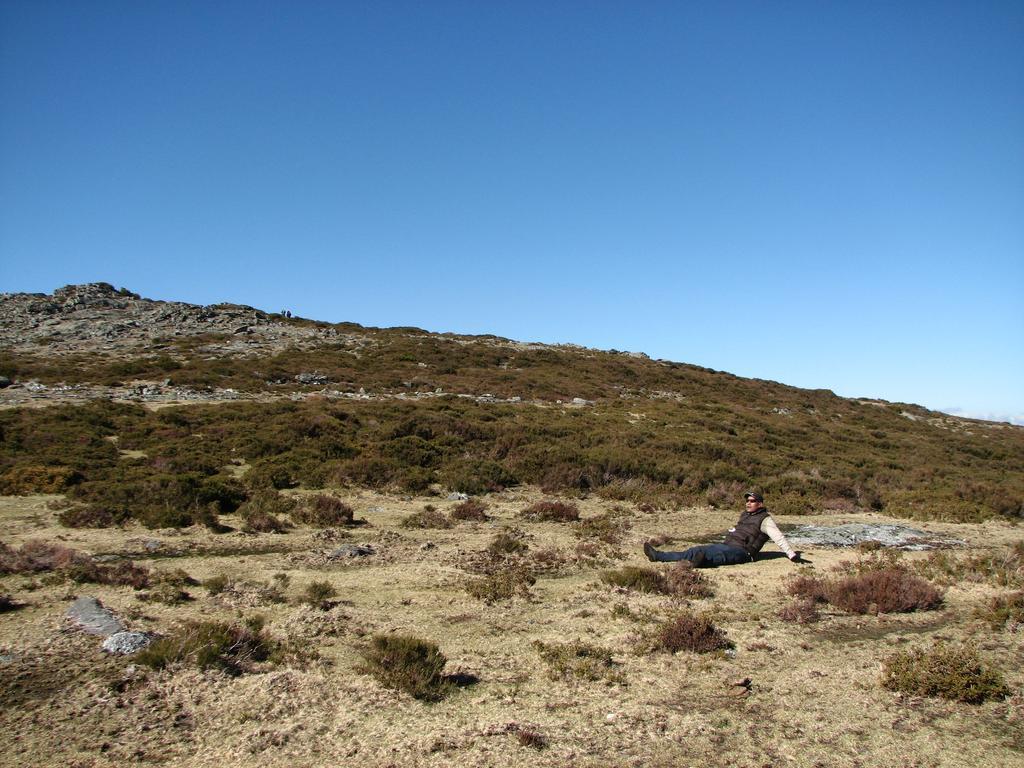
[644, 491, 805, 568]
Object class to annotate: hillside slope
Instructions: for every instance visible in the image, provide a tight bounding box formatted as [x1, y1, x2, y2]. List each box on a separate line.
[1, 283, 1022, 522]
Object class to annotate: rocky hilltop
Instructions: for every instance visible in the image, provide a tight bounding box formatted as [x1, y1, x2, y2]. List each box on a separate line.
[0, 282, 356, 358]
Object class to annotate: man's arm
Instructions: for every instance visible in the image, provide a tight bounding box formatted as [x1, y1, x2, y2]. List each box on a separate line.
[761, 515, 798, 559]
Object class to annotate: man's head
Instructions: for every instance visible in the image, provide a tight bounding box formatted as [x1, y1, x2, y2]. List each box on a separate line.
[743, 491, 764, 511]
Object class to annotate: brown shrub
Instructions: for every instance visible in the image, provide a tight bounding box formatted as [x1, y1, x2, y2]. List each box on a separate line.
[465, 564, 535, 603]
[488, 530, 528, 555]
[786, 566, 942, 615]
[401, 508, 453, 529]
[664, 562, 714, 599]
[291, 494, 355, 527]
[0, 540, 151, 587]
[826, 568, 943, 614]
[450, 499, 489, 522]
[239, 490, 294, 533]
[975, 590, 1024, 631]
[519, 500, 580, 523]
[649, 611, 732, 654]
[778, 597, 821, 624]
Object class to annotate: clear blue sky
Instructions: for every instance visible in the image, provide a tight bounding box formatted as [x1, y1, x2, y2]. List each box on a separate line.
[2, 1, 1022, 423]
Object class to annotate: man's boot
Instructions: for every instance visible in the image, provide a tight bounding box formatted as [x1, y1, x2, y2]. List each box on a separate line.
[643, 541, 659, 562]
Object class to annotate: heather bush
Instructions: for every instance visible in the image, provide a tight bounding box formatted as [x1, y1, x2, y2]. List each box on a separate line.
[645, 611, 732, 654]
[291, 494, 355, 527]
[533, 639, 622, 682]
[778, 597, 821, 624]
[601, 566, 666, 593]
[488, 529, 529, 555]
[135, 619, 277, 675]
[0, 540, 151, 587]
[519, 500, 580, 523]
[0, 464, 81, 494]
[450, 499, 489, 522]
[664, 562, 714, 599]
[238, 490, 295, 533]
[575, 511, 630, 544]
[880, 643, 1010, 703]
[359, 634, 453, 701]
[299, 580, 337, 610]
[787, 562, 943, 615]
[465, 564, 535, 603]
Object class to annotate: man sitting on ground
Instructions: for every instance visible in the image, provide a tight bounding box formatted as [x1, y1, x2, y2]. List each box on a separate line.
[644, 491, 804, 568]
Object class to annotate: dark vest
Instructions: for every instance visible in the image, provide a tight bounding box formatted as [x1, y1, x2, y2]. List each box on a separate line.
[724, 508, 770, 556]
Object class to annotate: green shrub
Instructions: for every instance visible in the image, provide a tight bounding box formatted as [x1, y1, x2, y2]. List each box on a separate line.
[533, 639, 622, 682]
[291, 494, 355, 527]
[135, 619, 276, 675]
[0, 465, 81, 494]
[880, 642, 1010, 703]
[600, 566, 666, 594]
[359, 634, 453, 701]
[465, 564, 535, 603]
[519, 500, 579, 522]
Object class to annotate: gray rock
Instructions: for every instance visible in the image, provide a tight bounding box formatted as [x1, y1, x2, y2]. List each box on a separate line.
[447, 492, 469, 501]
[328, 544, 376, 559]
[783, 523, 965, 551]
[66, 597, 125, 637]
[296, 372, 328, 385]
[571, 397, 592, 406]
[102, 631, 154, 655]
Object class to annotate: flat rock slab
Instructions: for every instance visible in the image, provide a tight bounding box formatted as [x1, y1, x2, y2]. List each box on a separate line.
[328, 544, 376, 559]
[66, 597, 125, 637]
[783, 523, 965, 551]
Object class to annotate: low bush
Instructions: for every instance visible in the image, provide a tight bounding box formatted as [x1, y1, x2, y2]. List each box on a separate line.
[664, 562, 714, 599]
[0, 540, 150, 587]
[204, 574, 231, 595]
[646, 610, 732, 654]
[135, 619, 277, 675]
[778, 597, 821, 624]
[401, 508, 453, 529]
[291, 494, 355, 527]
[601, 566, 666, 593]
[465, 564, 535, 603]
[575, 512, 630, 544]
[787, 564, 943, 615]
[0, 464, 81, 494]
[359, 634, 453, 701]
[880, 642, 1010, 703]
[238, 489, 294, 533]
[975, 590, 1024, 631]
[450, 499, 489, 522]
[299, 580, 337, 610]
[519, 500, 580, 523]
[532, 639, 622, 683]
[488, 529, 528, 555]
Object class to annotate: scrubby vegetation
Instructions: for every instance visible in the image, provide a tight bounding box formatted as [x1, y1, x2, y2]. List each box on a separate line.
[464, 564, 535, 603]
[880, 642, 1010, 703]
[135, 618, 278, 675]
[975, 590, 1024, 631]
[601, 563, 712, 598]
[450, 498, 489, 522]
[290, 494, 356, 527]
[359, 634, 453, 701]
[519, 500, 580, 522]
[0, 540, 150, 587]
[533, 639, 623, 683]
[641, 610, 732, 654]
[787, 552, 944, 615]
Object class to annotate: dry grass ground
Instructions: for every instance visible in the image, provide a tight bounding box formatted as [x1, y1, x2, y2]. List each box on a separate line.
[1, 491, 1022, 768]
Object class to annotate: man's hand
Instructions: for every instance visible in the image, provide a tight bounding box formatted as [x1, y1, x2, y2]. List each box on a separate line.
[789, 551, 807, 564]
